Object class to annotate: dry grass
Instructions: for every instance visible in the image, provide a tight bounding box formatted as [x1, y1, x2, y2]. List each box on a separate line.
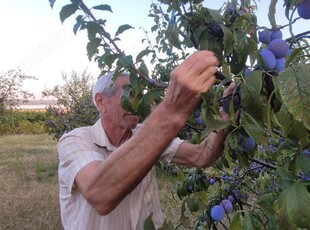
[0, 134, 192, 230]
[0, 134, 62, 230]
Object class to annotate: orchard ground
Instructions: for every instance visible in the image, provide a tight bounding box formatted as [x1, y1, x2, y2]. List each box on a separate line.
[0, 134, 195, 229]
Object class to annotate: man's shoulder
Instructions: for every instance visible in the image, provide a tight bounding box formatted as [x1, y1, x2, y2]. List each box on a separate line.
[58, 125, 93, 143]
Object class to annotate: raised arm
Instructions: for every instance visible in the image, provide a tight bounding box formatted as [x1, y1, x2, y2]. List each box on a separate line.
[73, 51, 219, 215]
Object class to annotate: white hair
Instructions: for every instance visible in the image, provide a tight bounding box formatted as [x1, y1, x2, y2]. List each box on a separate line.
[92, 72, 129, 108]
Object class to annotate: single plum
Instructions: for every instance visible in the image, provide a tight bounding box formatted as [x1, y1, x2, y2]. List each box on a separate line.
[271, 29, 283, 40]
[222, 93, 240, 114]
[275, 58, 286, 72]
[238, 136, 256, 151]
[221, 199, 233, 214]
[258, 29, 271, 44]
[227, 5, 234, 14]
[210, 205, 225, 221]
[298, 0, 310, 19]
[259, 49, 276, 70]
[267, 39, 289, 58]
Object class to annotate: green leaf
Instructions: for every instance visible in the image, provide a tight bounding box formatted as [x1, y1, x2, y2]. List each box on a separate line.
[230, 212, 241, 230]
[286, 183, 310, 228]
[275, 104, 309, 143]
[219, 24, 234, 55]
[144, 213, 156, 230]
[240, 70, 266, 122]
[240, 111, 269, 145]
[120, 85, 136, 114]
[136, 49, 154, 62]
[285, 47, 306, 68]
[85, 21, 101, 41]
[179, 201, 191, 228]
[242, 211, 264, 230]
[274, 64, 310, 130]
[92, 4, 112, 13]
[208, 9, 222, 23]
[118, 55, 133, 69]
[73, 15, 84, 35]
[186, 197, 199, 212]
[256, 194, 277, 229]
[275, 190, 296, 230]
[129, 73, 140, 90]
[86, 38, 101, 61]
[138, 62, 149, 76]
[199, 30, 224, 63]
[165, 20, 181, 49]
[115, 24, 134, 37]
[276, 167, 298, 190]
[203, 119, 230, 138]
[59, 4, 79, 23]
[230, 31, 248, 74]
[296, 154, 310, 176]
[98, 53, 120, 69]
[137, 89, 161, 119]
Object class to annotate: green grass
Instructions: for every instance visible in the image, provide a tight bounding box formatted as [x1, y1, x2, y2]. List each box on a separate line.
[0, 134, 192, 229]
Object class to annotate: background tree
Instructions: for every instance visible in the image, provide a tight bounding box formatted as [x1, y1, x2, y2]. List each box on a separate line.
[43, 69, 98, 140]
[0, 69, 37, 115]
[48, 0, 310, 229]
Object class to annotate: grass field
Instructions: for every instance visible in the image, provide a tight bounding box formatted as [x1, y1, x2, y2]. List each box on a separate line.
[0, 134, 189, 229]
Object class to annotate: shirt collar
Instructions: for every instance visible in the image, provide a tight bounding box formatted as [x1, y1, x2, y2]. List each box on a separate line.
[91, 119, 117, 151]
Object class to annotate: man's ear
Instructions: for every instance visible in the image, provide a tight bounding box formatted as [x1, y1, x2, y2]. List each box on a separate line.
[95, 93, 106, 113]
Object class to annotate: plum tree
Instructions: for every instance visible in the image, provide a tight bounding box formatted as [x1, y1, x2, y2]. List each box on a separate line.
[50, 0, 310, 229]
[259, 48, 276, 70]
[210, 205, 225, 221]
[298, 0, 310, 19]
[267, 39, 289, 58]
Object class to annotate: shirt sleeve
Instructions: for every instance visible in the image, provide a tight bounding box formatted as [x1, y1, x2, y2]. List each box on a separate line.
[57, 132, 104, 192]
[159, 137, 185, 163]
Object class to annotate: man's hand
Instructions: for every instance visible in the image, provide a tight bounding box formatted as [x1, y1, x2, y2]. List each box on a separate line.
[163, 51, 219, 121]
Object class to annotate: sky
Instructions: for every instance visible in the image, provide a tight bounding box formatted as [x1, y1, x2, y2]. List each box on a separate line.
[0, 0, 305, 99]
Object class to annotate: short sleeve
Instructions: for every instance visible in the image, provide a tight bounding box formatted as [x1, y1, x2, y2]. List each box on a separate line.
[57, 132, 105, 192]
[159, 137, 184, 163]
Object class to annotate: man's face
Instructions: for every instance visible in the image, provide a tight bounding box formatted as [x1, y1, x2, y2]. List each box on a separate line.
[102, 77, 139, 130]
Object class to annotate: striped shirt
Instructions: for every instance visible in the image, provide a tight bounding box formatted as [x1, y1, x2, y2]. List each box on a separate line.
[58, 119, 184, 230]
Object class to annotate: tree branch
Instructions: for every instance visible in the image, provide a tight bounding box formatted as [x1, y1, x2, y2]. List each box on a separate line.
[78, 0, 168, 89]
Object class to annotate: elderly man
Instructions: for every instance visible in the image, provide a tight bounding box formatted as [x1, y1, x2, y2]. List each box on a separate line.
[57, 51, 235, 229]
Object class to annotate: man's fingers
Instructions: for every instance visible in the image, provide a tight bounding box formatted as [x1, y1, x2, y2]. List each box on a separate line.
[223, 82, 237, 97]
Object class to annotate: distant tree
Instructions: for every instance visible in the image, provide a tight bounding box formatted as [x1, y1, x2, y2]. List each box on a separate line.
[43, 69, 98, 140]
[0, 69, 37, 114]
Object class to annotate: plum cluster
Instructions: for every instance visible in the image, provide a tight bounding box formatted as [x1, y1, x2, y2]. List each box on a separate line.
[210, 198, 233, 221]
[258, 29, 289, 72]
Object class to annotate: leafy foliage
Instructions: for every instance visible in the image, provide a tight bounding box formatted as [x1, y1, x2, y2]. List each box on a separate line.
[0, 110, 47, 135]
[43, 70, 98, 140]
[50, 0, 310, 229]
[0, 69, 37, 115]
